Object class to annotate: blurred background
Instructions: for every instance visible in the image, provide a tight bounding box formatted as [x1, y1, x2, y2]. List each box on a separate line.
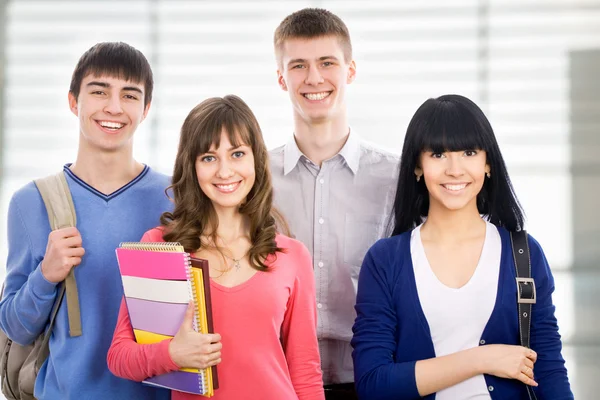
[0, 0, 598, 397]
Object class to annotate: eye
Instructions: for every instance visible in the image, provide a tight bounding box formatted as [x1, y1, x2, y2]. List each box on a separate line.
[464, 150, 478, 157]
[200, 155, 216, 163]
[291, 64, 305, 69]
[431, 152, 444, 159]
[91, 91, 105, 95]
[322, 61, 334, 67]
[123, 94, 139, 100]
[232, 151, 245, 159]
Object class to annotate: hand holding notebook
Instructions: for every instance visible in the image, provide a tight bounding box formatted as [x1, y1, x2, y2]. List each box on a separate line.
[169, 303, 222, 370]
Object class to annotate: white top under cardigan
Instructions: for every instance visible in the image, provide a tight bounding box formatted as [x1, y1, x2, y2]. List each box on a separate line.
[411, 221, 501, 399]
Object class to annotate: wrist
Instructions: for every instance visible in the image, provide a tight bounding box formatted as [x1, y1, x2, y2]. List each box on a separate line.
[469, 345, 488, 375]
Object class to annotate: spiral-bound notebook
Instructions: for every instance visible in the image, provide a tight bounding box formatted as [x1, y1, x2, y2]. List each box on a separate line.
[116, 242, 218, 397]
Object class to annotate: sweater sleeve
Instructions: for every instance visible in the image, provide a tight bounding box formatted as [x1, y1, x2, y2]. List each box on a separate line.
[280, 242, 325, 400]
[351, 240, 421, 400]
[106, 228, 180, 381]
[0, 191, 58, 346]
[528, 236, 574, 400]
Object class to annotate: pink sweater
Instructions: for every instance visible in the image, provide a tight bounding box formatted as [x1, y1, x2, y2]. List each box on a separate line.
[107, 228, 325, 400]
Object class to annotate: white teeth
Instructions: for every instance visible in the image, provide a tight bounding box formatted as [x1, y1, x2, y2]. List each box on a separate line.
[304, 92, 329, 101]
[215, 183, 239, 192]
[99, 121, 124, 129]
[443, 184, 467, 191]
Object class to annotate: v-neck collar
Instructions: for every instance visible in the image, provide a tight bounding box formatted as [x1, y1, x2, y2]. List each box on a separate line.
[63, 163, 149, 202]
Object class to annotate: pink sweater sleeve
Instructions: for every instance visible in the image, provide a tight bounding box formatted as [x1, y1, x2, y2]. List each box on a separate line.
[106, 228, 181, 381]
[281, 242, 325, 400]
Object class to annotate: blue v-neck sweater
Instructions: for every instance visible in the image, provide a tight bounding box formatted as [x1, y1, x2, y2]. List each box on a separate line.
[0, 165, 172, 400]
[351, 226, 573, 400]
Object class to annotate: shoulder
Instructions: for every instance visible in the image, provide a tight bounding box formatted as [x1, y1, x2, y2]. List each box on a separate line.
[141, 226, 166, 242]
[358, 139, 400, 164]
[9, 181, 45, 220]
[10, 181, 42, 207]
[275, 233, 309, 258]
[142, 167, 171, 187]
[268, 144, 286, 169]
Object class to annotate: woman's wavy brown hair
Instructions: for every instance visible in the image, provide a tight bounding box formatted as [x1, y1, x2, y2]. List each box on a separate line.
[160, 95, 285, 271]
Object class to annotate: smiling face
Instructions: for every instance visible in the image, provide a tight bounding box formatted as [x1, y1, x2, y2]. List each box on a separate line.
[68, 74, 149, 152]
[277, 35, 356, 125]
[195, 129, 256, 214]
[416, 149, 490, 213]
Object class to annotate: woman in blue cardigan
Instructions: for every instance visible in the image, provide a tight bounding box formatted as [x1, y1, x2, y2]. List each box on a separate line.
[351, 95, 573, 400]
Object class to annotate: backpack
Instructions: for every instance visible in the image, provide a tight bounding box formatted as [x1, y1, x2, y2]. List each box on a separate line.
[0, 171, 82, 400]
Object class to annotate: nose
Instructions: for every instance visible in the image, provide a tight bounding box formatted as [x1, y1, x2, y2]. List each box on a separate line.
[216, 159, 234, 179]
[305, 65, 324, 86]
[445, 154, 465, 177]
[104, 93, 123, 115]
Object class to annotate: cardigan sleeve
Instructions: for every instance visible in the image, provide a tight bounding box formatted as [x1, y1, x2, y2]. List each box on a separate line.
[106, 228, 180, 381]
[351, 240, 421, 400]
[528, 235, 574, 399]
[280, 241, 325, 400]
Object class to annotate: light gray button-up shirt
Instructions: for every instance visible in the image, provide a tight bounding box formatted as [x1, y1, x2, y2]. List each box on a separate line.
[269, 132, 400, 384]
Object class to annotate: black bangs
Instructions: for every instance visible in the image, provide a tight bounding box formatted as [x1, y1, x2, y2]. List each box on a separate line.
[414, 98, 488, 154]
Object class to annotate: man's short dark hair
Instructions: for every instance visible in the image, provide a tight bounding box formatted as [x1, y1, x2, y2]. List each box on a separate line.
[274, 8, 352, 66]
[69, 42, 154, 106]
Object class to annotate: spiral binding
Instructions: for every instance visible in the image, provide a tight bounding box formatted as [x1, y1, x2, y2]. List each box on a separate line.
[183, 253, 208, 395]
[119, 241, 185, 252]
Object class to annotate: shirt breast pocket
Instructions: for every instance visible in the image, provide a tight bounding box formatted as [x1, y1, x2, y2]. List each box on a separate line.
[343, 213, 389, 269]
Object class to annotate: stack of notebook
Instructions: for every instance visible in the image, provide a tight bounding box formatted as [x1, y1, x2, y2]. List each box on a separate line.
[116, 242, 218, 397]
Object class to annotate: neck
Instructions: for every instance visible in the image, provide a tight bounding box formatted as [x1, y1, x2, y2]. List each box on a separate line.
[70, 138, 143, 195]
[421, 201, 485, 243]
[293, 114, 349, 166]
[212, 206, 249, 243]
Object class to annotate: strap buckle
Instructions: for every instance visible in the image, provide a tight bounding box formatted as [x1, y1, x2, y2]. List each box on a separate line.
[516, 278, 536, 304]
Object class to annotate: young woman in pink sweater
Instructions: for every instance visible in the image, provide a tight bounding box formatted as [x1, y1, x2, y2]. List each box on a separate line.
[107, 95, 325, 400]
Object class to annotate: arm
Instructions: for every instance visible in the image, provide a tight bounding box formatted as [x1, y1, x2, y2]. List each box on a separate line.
[528, 236, 574, 399]
[281, 243, 325, 400]
[0, 193, 58, 345]
[352, 242, 507, 400]
[107, 298, 179, 381]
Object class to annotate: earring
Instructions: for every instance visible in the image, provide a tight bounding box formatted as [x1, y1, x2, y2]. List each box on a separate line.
[486, 172, 491, 178]
[416, 175, 421, 182]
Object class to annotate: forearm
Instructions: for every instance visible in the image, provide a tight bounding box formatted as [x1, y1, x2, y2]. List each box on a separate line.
[415, 347, 483, 397]
[0, 265, 58, 345]
[107, 299, 179, 381]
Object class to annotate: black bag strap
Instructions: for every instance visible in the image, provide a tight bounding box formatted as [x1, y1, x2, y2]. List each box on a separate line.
[510, 230, 538, 400]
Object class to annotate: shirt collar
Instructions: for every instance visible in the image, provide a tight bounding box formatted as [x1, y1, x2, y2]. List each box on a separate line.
[282, 129, 361, 175]
[337, 129, 361, 175]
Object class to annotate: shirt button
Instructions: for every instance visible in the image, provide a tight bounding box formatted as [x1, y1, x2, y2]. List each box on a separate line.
[317, 303, 323, 309]
[480, 339, 486, 345]
[488, 386, 494, 392]
[318, 218, 324, 224]
[318, 261, 324, 268]
[319, 178, 324, 184]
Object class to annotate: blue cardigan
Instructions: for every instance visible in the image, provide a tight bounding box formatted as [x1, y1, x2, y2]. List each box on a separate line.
[351, 226, 573, 400]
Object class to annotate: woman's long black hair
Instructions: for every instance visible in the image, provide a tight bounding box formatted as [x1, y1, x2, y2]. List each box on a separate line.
[391, 94, 525, 235]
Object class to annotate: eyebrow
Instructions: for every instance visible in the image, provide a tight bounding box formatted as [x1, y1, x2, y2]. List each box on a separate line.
[86, 81, 143, 95]
[204, 145, 247, 154]
[287, 55, 339, 67]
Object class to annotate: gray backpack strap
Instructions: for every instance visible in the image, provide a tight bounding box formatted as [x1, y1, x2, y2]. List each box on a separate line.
[34, 172, 82, 338]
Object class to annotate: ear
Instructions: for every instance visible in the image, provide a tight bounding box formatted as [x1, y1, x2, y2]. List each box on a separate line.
[485, 164, 491, 174]
[277, 70, 288, 91]
[68, 91, 78, 116]
[347, 60, 357, 84]
[142, 102, 151, 120]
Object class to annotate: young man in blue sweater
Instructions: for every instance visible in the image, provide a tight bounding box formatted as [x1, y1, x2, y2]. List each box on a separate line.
[0, 42, 171, 399]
